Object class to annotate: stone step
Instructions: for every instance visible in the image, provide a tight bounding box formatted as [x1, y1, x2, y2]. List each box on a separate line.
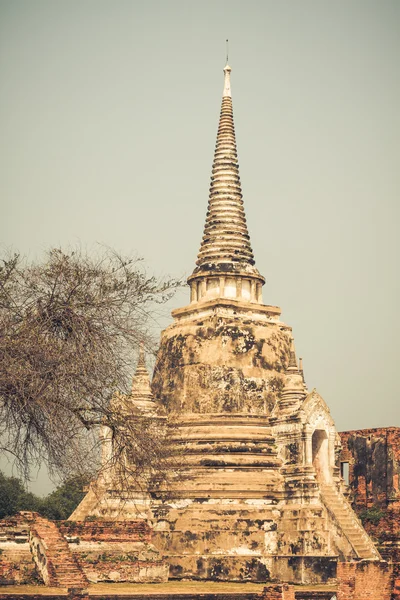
[30, 515, 88, 588]
[345, 533, 365, 540]
[334, 516, 353, 522]
[321, 484, 379, 560]
[348, 540, 370, 548]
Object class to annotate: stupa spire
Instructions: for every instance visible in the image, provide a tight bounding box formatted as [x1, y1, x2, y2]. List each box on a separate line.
[223, 64, 231, 97]
[287, 338, 298, 371]
[135, 341, 148, 377]
[188, 63, 265, 305]
[273, 338, 307, 415]
[131, 343, 154, 405]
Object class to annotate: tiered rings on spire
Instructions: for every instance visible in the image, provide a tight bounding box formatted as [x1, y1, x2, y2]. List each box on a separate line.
[195, 65, 257, 272]
[197, 94, 254, 267]
[188, 64, 265, 305]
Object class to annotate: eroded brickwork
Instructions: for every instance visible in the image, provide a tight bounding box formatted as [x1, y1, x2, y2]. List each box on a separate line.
[59, 520, 152, 543]
[340, 428, 400, 510]
[337, 561, 393, 600]
[340, 429, 400, 598]
[0, 514, 168, 588]
[260, 584, 295, 599]
[60, 520, 168, 583]
[0, 517, 39, 585]
[339, 428, 400, 566]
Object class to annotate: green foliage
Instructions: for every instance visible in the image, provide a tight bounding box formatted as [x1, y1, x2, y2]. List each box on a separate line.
[359, 505, 385, 525]
[0, 471, 87, 520]
[38, 476, 87, 520]
[0, 471, 40, 518]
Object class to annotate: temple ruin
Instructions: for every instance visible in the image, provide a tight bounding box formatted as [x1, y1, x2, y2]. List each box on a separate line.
[2, 62, 398, 599]
[67, 63, 387, 589]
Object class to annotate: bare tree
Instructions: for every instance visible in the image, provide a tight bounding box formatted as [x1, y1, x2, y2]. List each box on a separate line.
[0, 248, 180, 484]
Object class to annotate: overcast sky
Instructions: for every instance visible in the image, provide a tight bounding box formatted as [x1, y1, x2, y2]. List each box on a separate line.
[1, 0, 399, 493]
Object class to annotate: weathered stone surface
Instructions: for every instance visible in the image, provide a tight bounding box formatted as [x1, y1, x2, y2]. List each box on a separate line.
[70, 63, 382, 590]
[152, 311, 290, 415]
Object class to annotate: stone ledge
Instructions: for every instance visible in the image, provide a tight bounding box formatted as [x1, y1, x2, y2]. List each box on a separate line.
[171, 298, 282, 321]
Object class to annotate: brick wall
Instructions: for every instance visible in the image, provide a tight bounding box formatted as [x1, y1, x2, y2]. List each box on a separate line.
[60, 520, 168, 583]
[340, 429, 400, 560]
[339, 428, 400, 510]
[1, 515, 168, 586]
[340, 428, 400, 599]
[0, 596, 67, 600]
[59, 520, 152, 543]
[337, 561, 393, 600]
[260, 584, 295, 600]
[0, 550, 39, 585]
[0, 595, 87, 600]
[75, 555, 168, 583]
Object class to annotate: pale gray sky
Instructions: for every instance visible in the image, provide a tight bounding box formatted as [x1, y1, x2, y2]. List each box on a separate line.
[1, 0, 399, 493]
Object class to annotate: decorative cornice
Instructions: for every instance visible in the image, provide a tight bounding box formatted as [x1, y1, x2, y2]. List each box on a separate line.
[171, 297, 282, 322]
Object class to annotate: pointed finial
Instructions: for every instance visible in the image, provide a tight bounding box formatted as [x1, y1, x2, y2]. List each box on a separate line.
[223, 63, 232, 98]
[299, 357, 307, 387]
[287, 338, 298, 371]
[131, 341, 154, 403]
[275, 342, 307, 414]
[223, 40, 231, 98]
[135, 341, 147, 375]
[188, 51, 265, 297]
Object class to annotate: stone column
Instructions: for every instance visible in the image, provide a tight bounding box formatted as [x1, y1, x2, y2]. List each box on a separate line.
[236, 277, 242, 300]
[256, 283, 263, 303]
[200, 278, 207, 299]
[190, 282, 198, 303]
[250, 279, 257, 302]
[100, 425, 114, 483]
[304, 425, 313, 466]
[220, 276, 226, 298]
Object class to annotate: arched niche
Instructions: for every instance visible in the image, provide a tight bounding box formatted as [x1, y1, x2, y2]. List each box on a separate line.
[312, 429, 331, 483]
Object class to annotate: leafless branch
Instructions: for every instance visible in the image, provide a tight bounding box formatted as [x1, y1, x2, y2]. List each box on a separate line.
[0, 248, 181, 484]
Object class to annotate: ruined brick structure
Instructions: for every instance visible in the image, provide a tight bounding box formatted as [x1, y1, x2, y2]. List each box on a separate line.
[339, 428, 400, 597]
[0, 515, 40, 586]
[67, 63, 394, 595]
[339, 429, 400, 508]
[0, 512, 168, 587]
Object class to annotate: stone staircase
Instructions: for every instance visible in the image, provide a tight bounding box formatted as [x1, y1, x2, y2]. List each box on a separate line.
[30, 515, 88, 588]
[321, 483, 380, 560]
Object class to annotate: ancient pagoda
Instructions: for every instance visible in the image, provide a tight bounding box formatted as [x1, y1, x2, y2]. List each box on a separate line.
[72, 63, 380, 585]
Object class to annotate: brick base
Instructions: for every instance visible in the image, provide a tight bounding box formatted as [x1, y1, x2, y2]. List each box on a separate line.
[337, 561, 393, 600]
[261, 584, 295, 600]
